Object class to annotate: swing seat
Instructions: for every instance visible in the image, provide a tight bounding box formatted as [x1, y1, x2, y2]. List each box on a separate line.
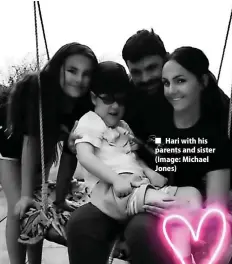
[18, 180, 90, 246]
[18, 178, 131, 263]
[18, 206, 70, 246]
[18, 208, 48, 245]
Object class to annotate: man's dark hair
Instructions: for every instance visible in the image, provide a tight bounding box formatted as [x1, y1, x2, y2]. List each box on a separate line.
[122, 29, 167, 63]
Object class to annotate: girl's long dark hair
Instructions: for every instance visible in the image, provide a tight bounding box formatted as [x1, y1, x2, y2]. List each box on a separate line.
[8, 42, 98, 164]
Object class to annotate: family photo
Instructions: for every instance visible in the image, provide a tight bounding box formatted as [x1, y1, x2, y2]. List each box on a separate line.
[0, 1, 232, 263]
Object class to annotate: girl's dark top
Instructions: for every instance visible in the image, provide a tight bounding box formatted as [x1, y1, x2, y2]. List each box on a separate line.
[0, 74, 93, 160]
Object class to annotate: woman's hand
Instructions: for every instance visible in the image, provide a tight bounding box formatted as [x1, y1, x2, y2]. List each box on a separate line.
[68, 121, 80, 154]
[14, 196, 40, 219]
[130, 174, 150, 188]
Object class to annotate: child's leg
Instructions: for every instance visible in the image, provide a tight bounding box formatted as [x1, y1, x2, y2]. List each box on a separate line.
[144, 186, 176, 205]
[175, 186, 202, 210]
[1, 159, 26, 264]
[137, 185, 202, 211]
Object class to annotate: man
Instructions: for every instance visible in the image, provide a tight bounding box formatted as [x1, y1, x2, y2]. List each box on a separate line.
[122, 29, 171, 141]
[123, 29, 166, 95]
[121, 29, 174, 171]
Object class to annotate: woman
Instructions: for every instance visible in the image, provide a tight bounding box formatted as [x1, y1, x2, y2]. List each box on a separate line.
[0, 42, 97, 264]
[150, 46, 230, 205]
[66, 47, 230, 264]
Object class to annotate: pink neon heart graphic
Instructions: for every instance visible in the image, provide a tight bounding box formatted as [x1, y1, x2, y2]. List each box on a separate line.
[162, 208, 227, 264]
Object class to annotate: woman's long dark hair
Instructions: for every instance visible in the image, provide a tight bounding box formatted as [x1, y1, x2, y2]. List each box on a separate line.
[166, 46, 229, 134]
[8, 42, 98, 164]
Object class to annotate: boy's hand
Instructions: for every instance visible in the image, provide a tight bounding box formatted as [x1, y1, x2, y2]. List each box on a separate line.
[113, 178, 133, 198]
[130, 174, 150, 188]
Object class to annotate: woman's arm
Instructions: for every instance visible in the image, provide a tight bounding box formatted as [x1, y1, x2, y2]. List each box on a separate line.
[206, 169, 230, 207]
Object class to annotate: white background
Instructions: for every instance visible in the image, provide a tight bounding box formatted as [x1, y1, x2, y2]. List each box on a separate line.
[0, 0, 232, 96]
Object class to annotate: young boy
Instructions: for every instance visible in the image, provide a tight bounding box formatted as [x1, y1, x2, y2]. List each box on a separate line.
[73, 61, 202, 221]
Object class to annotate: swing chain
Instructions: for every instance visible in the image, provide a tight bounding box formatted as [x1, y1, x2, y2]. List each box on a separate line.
[34, 1, 48, 212]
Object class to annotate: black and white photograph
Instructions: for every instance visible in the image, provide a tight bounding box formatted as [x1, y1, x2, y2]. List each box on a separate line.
[0, 1, 232, 264]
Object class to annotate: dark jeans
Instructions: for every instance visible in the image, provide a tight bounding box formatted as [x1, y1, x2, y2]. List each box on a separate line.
[66, 203, 173, 264]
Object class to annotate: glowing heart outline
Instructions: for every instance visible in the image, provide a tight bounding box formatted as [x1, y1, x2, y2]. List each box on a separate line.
[162, 208, 227, 264]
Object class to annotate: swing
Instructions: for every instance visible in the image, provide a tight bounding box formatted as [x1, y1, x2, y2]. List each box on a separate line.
[18, 2, 232, 264]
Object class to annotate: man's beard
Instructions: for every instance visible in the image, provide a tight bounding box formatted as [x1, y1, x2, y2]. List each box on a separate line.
[137, 78, 163, 95]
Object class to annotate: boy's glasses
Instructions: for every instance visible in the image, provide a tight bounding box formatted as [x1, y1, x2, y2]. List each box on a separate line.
[97, 94, 127, 105]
